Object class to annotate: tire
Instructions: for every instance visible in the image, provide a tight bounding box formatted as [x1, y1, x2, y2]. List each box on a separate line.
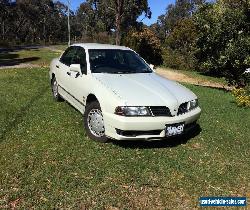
[51, 77, 62, 101]
[84, 101, 108, 143]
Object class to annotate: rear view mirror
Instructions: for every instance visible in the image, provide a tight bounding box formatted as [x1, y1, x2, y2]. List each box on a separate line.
[149, 64, 156, 71]
[70, 64, 82, 74]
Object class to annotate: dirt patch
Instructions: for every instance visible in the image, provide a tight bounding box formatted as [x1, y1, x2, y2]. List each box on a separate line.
[156, 67, 231, 90]
[0, 63, 40, 69]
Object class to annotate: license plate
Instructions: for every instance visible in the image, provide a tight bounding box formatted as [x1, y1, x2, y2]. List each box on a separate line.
[165, 123, 185, 137]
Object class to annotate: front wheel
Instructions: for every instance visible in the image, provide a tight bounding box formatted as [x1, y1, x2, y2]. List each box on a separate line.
[84, 101, 108, 143]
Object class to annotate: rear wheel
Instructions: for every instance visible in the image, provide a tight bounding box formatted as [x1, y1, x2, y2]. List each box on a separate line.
[84, 101, 108, 143]
[51, 77, 62, 101]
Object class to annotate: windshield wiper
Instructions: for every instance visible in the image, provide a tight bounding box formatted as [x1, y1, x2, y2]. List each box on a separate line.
[140, 68, 152, 73]
[111, 71, 137, 74]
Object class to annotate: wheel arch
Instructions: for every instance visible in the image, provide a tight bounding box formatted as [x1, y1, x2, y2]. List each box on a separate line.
[85, 93, 106, 115]
[86, 94, 98, 105]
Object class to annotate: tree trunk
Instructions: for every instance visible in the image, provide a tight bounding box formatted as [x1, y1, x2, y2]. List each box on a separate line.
[115, 13, 121, 45]
[43, 17, 46, 45]
[2, 20, 4, 40]
[115, 0, 124, 45]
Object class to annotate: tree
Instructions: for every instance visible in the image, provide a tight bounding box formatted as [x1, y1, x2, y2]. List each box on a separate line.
[153, 0, 204, 70]
[163, 18, 198, 70]
[156, 0, 205, 34]
[124, 27, 163, 65]
[0, 0, 73, 45]
[194, 0, 250, 85]
[150, 15, 168, 42]
[76, 1, 108, 41]
[0, 0, 16, 42]
[88, 0, 151, 45]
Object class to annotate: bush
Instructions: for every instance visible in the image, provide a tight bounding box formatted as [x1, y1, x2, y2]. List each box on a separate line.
[0, 40, 12, 48]
[232, 86, 250, 107]
[162, 18, 198, 70]
[162, 47, 197, 70]
[123, 28, 163, 65]
[194, 1, 250, 86]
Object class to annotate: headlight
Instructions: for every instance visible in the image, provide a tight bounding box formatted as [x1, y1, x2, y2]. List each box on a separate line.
[188, 99, 198, 111]
[115, 106, 151, 116]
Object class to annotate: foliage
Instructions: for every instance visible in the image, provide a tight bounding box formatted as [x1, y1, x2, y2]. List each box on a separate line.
[155, 0, 204, 34]
[0, 0, 70, 44]
[0, 0, 151, 46]
[194, 0, 250, 86]
[124, 27, 162, 65]
[77, 0, 151, 45]
[165, 18, 196, 50]
[163, 18, 198, 70]
[75, 1, 109, 41]
[153, 0, 250, 87]
[164, 0, 201, 31]
[154, 0, 203, 70]
[150, 14, 168, 42]
[162, 48, 192, 70]
[232, 87, 250, 107]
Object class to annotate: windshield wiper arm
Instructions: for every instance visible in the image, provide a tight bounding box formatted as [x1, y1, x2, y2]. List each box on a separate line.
[140, 68, 152, 73]
[111, 71, 137, 74]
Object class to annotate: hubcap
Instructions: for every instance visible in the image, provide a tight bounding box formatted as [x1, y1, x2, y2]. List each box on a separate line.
[87, 109, 105, 137]
[52, 80, 58, 97]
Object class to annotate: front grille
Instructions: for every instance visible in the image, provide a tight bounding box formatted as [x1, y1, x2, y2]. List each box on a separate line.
[177, 102, 188, 115]
[149, 106, 172, 117]
[116, 129, 162, 137]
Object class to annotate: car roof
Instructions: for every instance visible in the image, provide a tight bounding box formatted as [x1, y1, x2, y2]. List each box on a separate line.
[71, 43, 131, 50]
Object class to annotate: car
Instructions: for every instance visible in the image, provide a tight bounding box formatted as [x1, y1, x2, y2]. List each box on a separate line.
[49, 43, 201, 142]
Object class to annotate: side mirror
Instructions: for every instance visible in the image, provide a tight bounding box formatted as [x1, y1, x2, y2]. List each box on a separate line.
[149, 64, 156, 71]
[70, 64, 82, 74]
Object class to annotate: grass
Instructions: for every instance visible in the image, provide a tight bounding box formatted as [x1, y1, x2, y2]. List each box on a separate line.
[0, 67, 249, 209]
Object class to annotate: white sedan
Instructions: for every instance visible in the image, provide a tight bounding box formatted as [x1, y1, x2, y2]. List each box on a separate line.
[49, 43, 201, 142]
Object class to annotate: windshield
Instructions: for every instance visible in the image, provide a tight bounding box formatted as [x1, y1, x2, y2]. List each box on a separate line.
[88, 49, 152, 74]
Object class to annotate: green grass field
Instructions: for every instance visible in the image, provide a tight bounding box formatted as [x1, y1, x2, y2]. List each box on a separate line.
[0, 67, 249, 209]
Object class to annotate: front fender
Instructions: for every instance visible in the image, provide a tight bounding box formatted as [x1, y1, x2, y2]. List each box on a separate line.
[89, 77, 125, 114]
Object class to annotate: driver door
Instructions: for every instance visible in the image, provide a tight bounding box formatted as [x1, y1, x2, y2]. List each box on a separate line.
[56, 46, 79, 106]
[67, 46, 89, 113]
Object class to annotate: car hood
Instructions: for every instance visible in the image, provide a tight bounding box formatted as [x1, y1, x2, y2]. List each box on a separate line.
[93, 72, 197, 109]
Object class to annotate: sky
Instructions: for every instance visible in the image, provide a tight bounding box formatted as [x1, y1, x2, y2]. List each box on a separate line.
[60, 0, 175, 26]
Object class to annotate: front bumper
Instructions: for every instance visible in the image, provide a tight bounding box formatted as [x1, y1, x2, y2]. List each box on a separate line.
[103, 107, 201, 140]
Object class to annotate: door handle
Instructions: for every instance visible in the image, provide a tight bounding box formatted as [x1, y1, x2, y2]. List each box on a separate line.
[67, 72, 71, 76]
[56, 65, 59, 68]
